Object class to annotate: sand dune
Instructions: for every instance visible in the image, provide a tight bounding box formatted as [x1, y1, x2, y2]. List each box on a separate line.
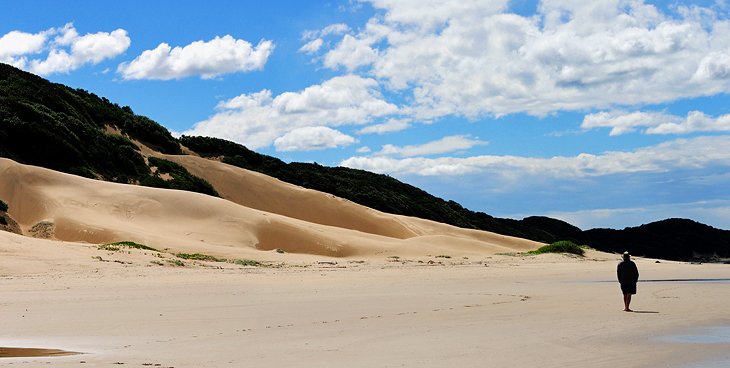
[161, 154, 418, 240]
[0, 157, 540, 258]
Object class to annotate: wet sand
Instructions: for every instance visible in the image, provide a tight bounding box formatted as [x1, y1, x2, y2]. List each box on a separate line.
[0, 347, 78, 358]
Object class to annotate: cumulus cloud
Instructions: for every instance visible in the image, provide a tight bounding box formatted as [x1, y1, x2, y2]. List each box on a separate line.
[0, 23, 130, 75]
[341, 136, 730, 177]
[184, 75, 398, 150]
[379, 135, 487, 157]
[274, 126, 356, 151]
[323, 34, 379, 70]
[0, 30, 48, 66]
[316, 0, 730, 118]
[583, 110, 730, 135]
[118, 35, 274, 80]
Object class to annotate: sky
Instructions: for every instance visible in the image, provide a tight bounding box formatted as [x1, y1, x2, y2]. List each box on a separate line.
[2, 0, 730, 230]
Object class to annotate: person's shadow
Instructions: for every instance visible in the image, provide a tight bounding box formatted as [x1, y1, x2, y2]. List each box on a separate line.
[631, 310, 659, 314]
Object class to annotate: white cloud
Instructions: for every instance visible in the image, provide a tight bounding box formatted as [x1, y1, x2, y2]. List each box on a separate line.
[341, 135, 730, 177]
[274, 126, 356, 151]
[184, 75, 398, 150]
[317, 0, 730, 118]
[302, 23, 350, 41]
[358, 118, 412, 134]
[323, 34, 379, 70]
[0, 30, 47, 63]
[0, 23, 130, 75]
[299, 38, 324, 54]
[300, 23, 351, 54]
[379, 135, 487, 157]
[31, 27, 130, 75]
[118, 35, 274, 80]
[583, 110, 730, 135]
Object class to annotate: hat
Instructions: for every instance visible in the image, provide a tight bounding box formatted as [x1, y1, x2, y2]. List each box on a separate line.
[622, 251, 630, 259]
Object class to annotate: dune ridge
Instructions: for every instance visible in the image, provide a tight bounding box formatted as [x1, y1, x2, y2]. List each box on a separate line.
[0, 157, 540, 258]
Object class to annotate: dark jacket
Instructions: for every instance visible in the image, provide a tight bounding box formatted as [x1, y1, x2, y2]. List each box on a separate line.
[617, 260, 639, 284]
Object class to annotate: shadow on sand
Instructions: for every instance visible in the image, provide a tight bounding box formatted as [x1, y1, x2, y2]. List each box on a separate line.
[631, 310, 659, 314]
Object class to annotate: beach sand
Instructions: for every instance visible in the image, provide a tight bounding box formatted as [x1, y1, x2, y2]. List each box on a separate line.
[1, 239, 729, 367]
[1, 157, 729, 367]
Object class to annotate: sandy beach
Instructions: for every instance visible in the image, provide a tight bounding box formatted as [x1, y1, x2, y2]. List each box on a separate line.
[1, 158, 729, 367]
[2, 234, 729, 368]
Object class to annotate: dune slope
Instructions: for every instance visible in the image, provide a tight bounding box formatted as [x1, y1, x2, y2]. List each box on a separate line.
[0, 157, 540, 258]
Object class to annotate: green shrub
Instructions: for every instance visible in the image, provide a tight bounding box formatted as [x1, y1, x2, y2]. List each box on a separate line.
[101, 241, 158, 252]
[0, 199, 8, 212]
[176, 253, 224, 262]
[529, 240, 585, 256]
[233, 259, 261, 266]
[144, 156, 220, 197]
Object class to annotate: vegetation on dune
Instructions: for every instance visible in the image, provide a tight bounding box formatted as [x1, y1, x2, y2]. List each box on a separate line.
[99, 241, 159, 252]
[233, 259, 261, 266]
[144, 157, 220, 197]
[528, 240, 585, 256]
[175, 253, 225, 262]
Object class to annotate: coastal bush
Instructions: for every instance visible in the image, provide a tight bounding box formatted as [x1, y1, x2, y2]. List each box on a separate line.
[175, 253, 224, 262]
[0, 199, 7, 212]
[529, 240, 585, 256]
[234, 259, 261, 266]
[100, 241, 158, 252]
[144, 157, 220, 197]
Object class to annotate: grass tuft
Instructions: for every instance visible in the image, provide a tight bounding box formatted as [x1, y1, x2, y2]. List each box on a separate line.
[166, 259, 185, 267]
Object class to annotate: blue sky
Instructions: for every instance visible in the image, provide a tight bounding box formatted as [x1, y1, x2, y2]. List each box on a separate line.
[2, 0, 730, 230]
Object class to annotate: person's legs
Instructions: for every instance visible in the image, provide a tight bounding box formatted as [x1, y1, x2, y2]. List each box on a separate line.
[623, 294, 632, 312]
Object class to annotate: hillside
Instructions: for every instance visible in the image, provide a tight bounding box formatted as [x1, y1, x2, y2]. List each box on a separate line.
[1, 62, 729, 261]
[0, 63, 216, 196]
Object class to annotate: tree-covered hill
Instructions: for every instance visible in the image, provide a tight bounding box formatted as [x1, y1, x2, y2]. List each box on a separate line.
[582, 219, 730, 261]
[1, 63, 728, 261]
[0, 63, 217, 196]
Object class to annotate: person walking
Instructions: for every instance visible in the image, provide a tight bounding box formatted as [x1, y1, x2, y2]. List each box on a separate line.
[617, 251, 639, 312]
